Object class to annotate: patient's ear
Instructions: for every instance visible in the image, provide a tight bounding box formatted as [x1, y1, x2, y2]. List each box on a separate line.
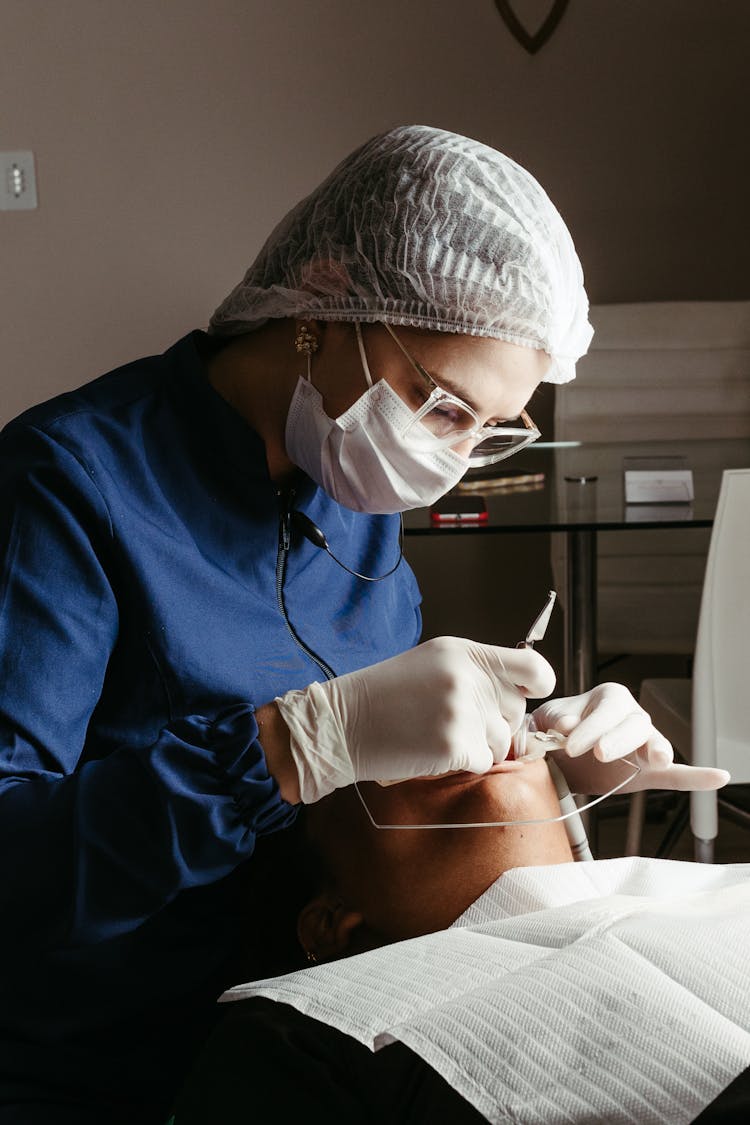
[297, 893, 366, 963]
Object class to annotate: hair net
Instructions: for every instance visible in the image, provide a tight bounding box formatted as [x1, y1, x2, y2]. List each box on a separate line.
[209, 125, 593, 383]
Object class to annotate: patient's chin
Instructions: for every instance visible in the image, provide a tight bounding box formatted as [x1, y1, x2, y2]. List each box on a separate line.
[359, 758, 552, 826]
[385, 760, 527, 789]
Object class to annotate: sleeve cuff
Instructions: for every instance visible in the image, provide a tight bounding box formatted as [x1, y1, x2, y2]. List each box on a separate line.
[209, 704, 298, 836]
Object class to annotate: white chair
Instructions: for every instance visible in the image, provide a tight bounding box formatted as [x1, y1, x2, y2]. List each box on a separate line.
[552, 300, 750, 656]
[626, 469, 750, 862]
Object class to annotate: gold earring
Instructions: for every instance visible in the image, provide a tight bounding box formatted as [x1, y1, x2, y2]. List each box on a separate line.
[294, 325, 319, 380]
[305, 949, 318, 965]
[294, 325, 319, 355]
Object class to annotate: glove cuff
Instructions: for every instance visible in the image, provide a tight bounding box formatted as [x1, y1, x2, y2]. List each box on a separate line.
[275, 682, 355, 804]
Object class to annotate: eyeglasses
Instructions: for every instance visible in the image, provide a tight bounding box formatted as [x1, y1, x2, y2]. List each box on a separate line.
[381, 322, 540, 466]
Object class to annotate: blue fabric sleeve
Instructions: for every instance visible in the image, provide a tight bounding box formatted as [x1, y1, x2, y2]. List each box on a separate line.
[0, 425, 295, 950]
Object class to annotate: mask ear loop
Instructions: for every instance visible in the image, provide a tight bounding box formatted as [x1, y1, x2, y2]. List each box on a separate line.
[354, 321, 374, 387]
[352, 758, 641, 831]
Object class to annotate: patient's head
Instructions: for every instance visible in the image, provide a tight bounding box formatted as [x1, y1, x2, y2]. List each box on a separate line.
[238, 758, 571, 977]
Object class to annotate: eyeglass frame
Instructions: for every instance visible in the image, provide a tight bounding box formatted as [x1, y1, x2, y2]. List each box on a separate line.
[379, 321, 540, 462]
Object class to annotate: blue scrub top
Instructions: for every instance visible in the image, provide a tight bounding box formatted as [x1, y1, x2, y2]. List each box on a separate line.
[0, 332, 422, 1122]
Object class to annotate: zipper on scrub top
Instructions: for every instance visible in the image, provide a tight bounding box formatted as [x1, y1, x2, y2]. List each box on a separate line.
[276, 489, 336, 681]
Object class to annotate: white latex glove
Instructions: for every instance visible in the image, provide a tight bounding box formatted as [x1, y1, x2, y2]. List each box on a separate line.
[531, 683, 730, 795]
[275, 636, 556, 804]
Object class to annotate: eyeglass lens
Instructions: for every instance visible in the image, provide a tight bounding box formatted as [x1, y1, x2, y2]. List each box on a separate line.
[410, 401, 533, 459]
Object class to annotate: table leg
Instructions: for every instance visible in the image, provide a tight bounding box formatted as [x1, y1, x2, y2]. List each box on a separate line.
[564, 529, 598, 854]
[564, 529, 597, 696]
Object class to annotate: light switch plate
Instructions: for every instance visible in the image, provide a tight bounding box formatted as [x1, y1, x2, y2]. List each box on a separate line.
[0, 151, 38, 210]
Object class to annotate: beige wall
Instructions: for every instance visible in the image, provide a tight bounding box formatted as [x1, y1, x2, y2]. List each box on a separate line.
[2, 0, 748, 659]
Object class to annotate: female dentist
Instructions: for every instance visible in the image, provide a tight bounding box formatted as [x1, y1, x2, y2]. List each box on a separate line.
[0, 125, 727, 1125]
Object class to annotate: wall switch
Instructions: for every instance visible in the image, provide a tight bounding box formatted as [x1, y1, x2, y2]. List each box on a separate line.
[0, 151, 38, 210]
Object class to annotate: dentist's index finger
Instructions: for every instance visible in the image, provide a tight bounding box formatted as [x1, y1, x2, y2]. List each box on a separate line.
[478, 644, 557, 699]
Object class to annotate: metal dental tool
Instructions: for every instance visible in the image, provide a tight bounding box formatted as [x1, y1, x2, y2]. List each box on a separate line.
[518, 589, 557, 650]
[513, 591, 566, 761]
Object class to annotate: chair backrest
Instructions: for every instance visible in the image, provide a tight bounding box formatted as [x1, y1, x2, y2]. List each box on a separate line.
[692, 469, 750, 777]
[552, 300, 750, 655]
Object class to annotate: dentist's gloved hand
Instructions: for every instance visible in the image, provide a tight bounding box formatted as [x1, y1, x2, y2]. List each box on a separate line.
[531, 683, 730, 794]
[275, 636, 556, 804]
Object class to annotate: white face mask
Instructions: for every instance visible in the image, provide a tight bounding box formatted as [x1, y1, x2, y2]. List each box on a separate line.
[285, 342, 468, 514]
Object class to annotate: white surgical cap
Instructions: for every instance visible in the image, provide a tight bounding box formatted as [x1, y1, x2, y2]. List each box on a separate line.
[210, 125, 593, 383]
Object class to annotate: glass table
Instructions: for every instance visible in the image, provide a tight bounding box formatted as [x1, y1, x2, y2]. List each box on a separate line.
[404, 438, 750, 695]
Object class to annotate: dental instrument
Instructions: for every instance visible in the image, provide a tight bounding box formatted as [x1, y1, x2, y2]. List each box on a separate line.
[513, 591, 569, 762]
[517, 589, 556, 649]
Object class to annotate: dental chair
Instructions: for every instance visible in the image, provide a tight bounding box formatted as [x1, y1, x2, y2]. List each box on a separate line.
[626, 469, 750, 862]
